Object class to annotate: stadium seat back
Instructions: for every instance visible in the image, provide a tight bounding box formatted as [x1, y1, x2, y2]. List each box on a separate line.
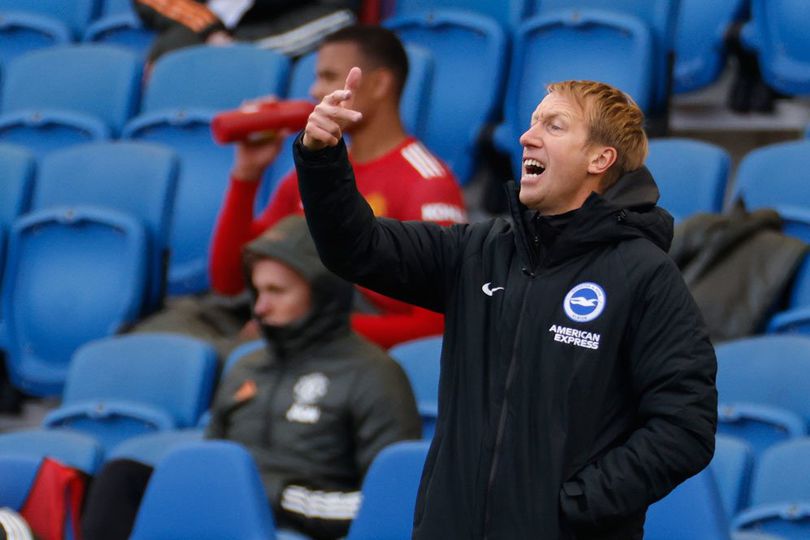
[673, 0, 747, 93]
[711, 435, 755, 517]
[0, 429, 103, 474]
[123, 111, 232, 295]
[733, 438, 810, 539]
[730, 140, 810, 243]
[646, 468, 731, 540]
[0, 0, 96, 38]
[42, 333, 217, 451]
[391, 0, 531, 29]
[387, 10, 507, 184]
[389, 336, 442, 439]
[646, 138, 730, 221]
[497, 9, 653, 178]
[1, 45, 141, 135]
[346, 440, 430, 540]
[1, 206, 147, 396]
[144, 44, 291, 113]
[743, 0, 810, 95]
[34, 141, 178, 311]
[130, 441, 277, 540]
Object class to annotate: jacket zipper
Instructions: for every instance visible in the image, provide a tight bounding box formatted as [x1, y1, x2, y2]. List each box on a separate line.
[261, 363, 287, 445]
[482, 276, 535, 538]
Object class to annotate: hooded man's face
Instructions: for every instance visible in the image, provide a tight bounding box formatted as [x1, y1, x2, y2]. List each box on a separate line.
[251, 259, 312, 327]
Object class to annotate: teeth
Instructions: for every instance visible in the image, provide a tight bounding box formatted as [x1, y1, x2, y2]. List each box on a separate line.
[523, 158, 545, 177]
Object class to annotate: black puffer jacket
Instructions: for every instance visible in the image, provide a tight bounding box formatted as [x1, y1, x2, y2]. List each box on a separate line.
[294, 138, 718, 540]
[205, 216, 421, 539]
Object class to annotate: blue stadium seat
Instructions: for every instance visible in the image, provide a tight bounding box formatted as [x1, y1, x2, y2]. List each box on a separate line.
[123, 44, 290, 295]
[0, 144, 34, 226]
[741, 0, 810, 95]
[0, 429, 103, 474]
[0, 0, 96, 39]
[673, 0, 747, 93]
[390, 0, 531, 30]
[716, 336, 810, 456]
[144, 44, 291, 113]
[495, 9, 654, 178]
[718, 402, 806, 461]
[733, 438, 810, 539]
[32, 141, 179, 313]
[712, 435, 755, 519]
[222, 339, 264, 375]
[42, 333, 217, 452]
[1, 206, 148, 396]
[346, 440, 430, 540]
[389, 336, 442, 440]
[0, 45, 141, 156]
[0, 10, 71, 67]
[194, 338, 264, 428]
[729, 140, 810, 243]
[531, 0, 679, 121]
[646, 468, 731, 540]
[106, 429, 205, 467]
[768, 255, 810, 335]
[0, 454, 41, 509]
[0, 144, 33, 339]
[386, 10, 507, 185]
[130, 440, 278, 540]
[646, 138, 731, 221]
[84, 10, 155, 59]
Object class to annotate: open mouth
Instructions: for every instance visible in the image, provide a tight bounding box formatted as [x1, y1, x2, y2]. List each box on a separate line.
[523, 158, 545, 177]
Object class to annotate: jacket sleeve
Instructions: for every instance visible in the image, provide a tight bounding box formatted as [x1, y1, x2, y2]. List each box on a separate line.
[134, 0, 226, 37]
[560, 259, 718, 530]
[293, 135, 468, 313]
[350, 355, 423, 475]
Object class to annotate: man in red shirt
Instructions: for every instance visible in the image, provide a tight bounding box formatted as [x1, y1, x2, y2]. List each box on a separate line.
[209, 25, 467, 348]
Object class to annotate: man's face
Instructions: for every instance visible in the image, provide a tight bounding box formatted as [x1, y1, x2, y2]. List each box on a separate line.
[251, 259, 311, 327]
[310, 42, 373, 124]
[518, 92, 602, 215]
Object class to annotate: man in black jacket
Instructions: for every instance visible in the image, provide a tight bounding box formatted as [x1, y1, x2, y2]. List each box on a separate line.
[293, 70, 718, 539]
[82, 216, 421, 540]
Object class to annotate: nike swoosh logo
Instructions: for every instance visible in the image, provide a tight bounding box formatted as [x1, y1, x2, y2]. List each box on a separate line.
[482, 282, 505, 296]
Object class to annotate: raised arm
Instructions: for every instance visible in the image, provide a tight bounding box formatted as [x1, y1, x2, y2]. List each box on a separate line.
[295, 68, 467, 312]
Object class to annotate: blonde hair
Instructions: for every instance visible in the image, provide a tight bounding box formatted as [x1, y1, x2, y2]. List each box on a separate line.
[546, 80, 648, 188]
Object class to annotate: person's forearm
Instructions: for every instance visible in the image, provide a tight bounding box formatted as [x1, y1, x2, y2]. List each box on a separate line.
[209, 178, 261, 294]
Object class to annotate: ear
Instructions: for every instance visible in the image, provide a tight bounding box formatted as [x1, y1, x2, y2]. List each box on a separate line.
[587, 146, 617, 175]
[368, 68, 394, 100]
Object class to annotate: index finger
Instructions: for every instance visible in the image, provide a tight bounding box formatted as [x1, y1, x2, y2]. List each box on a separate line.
[344, 67, 362, 93]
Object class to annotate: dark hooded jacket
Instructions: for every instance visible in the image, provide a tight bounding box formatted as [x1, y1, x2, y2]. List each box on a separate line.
[294, 137, 718, 540]
[205, 216, 421, 539]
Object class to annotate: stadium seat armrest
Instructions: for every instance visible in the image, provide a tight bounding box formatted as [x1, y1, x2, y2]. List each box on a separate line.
[42, 400, 176, 431]
[0, 10, 71, 41]
[718, 402, 807, 438]
[733, 502, 810, 529]
[122, 109, 217, 138]
[83, 11, 143, 41]
[767, 306, 810, 333]
[0, 109, 110, 139]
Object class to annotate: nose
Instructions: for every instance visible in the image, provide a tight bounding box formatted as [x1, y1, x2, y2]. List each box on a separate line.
[310, 79, 325, 103]
[519, 123, 541, 148]
[254, 293, 271, 318]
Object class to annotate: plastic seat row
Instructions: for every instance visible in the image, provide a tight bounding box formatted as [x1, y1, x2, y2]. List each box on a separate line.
[0, 0, 154, 66]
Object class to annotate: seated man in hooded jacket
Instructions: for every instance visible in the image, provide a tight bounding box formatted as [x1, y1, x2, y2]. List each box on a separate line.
[81, 215, 422, 540]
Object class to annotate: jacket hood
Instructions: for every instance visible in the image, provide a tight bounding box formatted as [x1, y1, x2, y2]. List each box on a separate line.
[508, 166, 674, 267]
[242, 215, 354, 360]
